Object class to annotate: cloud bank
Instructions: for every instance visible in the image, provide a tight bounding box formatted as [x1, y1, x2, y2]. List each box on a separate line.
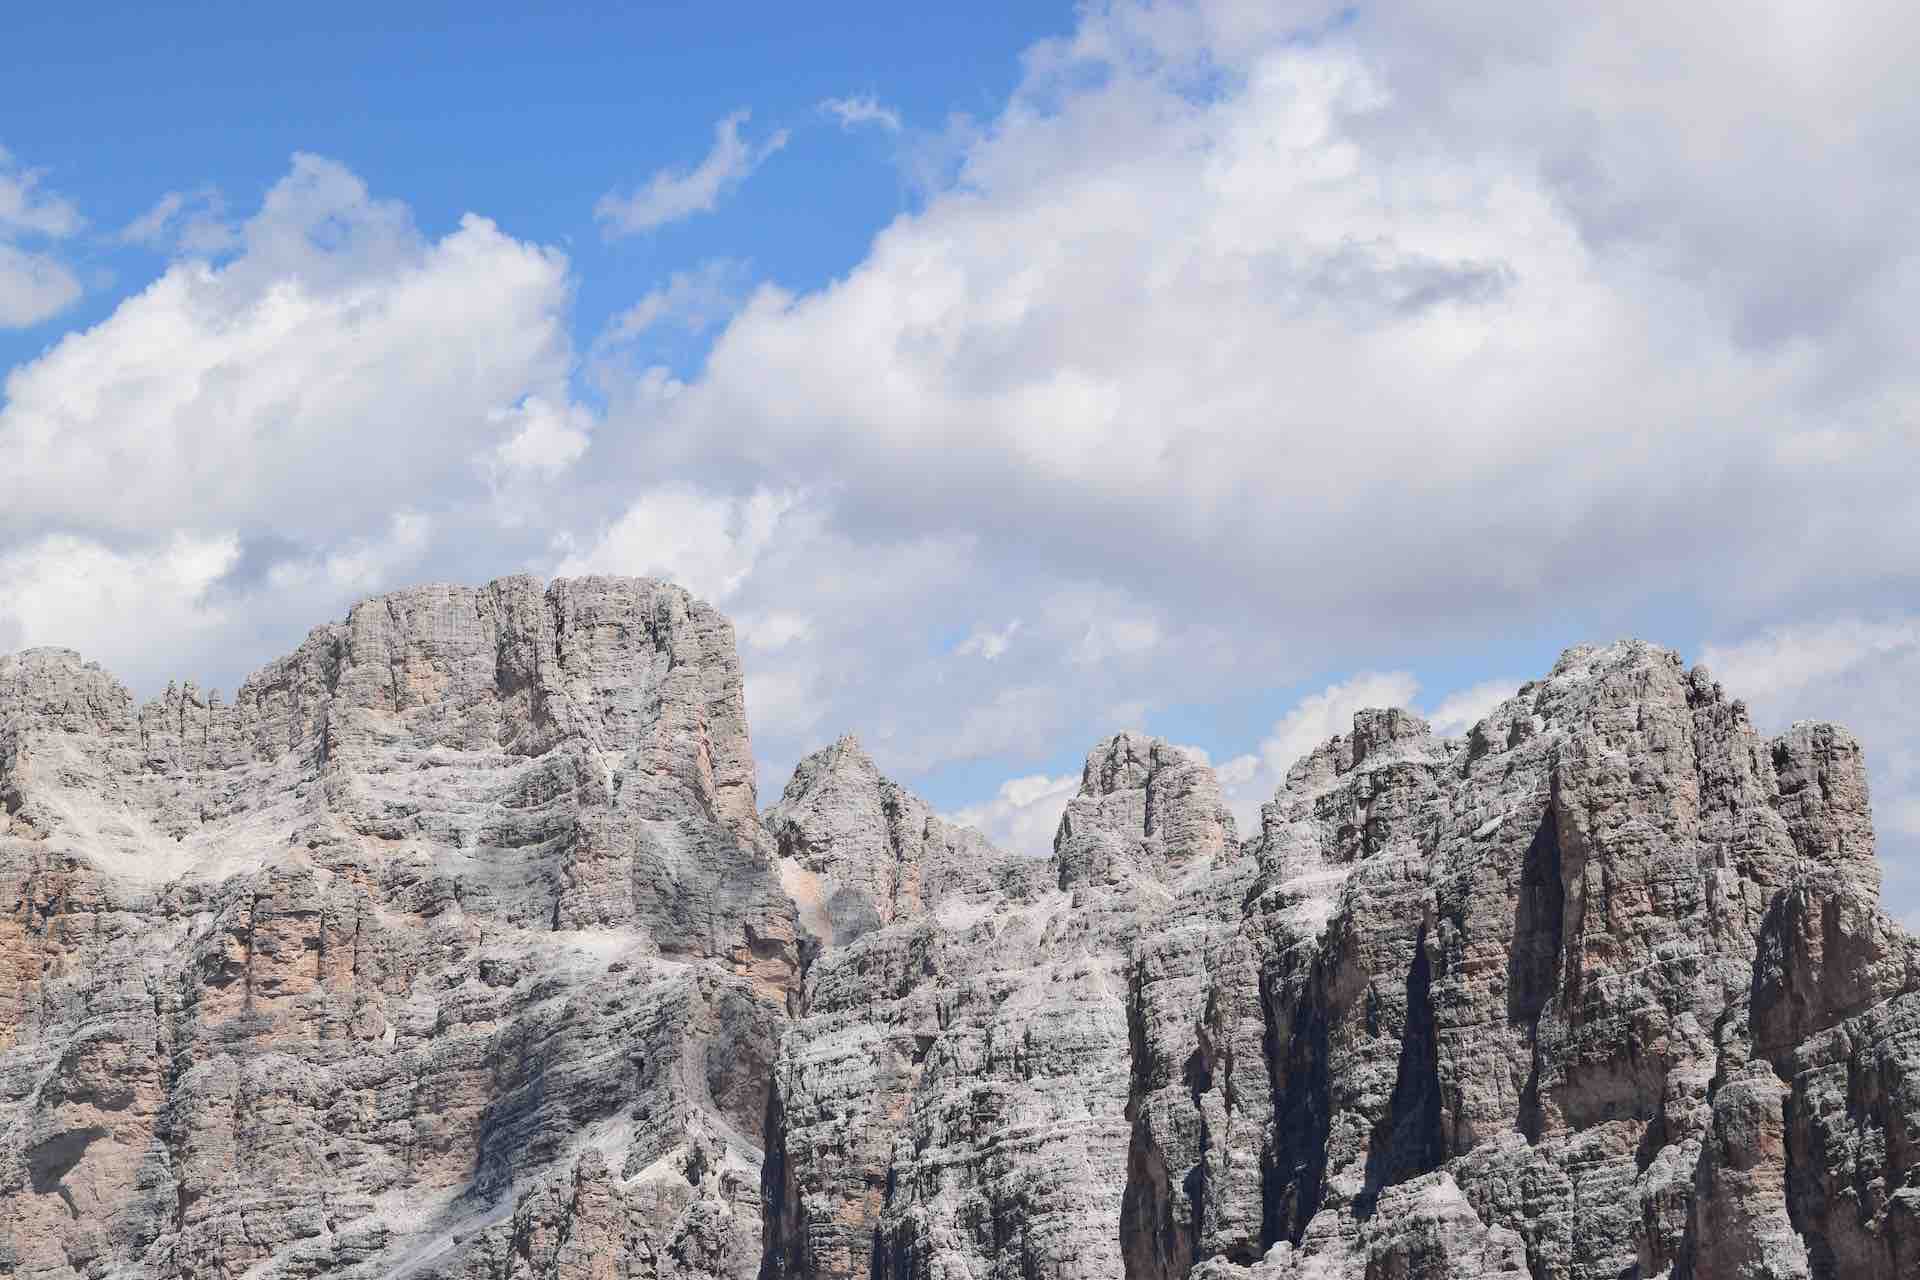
[3, 1, 1917, 914]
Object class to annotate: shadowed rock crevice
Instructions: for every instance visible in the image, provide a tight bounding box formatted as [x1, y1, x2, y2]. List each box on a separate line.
[1121, 961, 1212, 1280]
[28, 1126, 109, 1218]
[1358, 927, 1446, 1217]
[1511, 806, 1564, 1147]
[1508, 808, 1565, 1028]
[5, 608, 1918, 1280]
[1264, 960, 1333, 1247]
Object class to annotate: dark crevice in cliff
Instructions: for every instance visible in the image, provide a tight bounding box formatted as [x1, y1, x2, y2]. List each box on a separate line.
[758, 1077, 796, 1280]
[1263, 955, 1332, 1248]
[1511, 805, 1564, 1145]
[1509, 807, 1565, 1026]
[869, 1222, 913, 1280]
[1779, 1076, 1841, 1280]
[27, 1125, 107, 1219]
[1120, 959, 1195, 1280]
[1357, 925, 1446, 1218]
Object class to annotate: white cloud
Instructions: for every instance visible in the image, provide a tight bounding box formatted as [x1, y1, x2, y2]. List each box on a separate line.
[557, 486, 794, 604]
[0, 243, 83, 328]
[0, 145, 81, 238]
[1703, 620, 1920, 820]
[1427, 677, 1522, 738]
[1071, 617, 1161, 665]
[739, 610, 812, 652]
[569, 0, 1920, 861]
[596, 258, 751, 349]
[620, 0, 1917, 662]
[595, 111, 789, 236]
[945, 771, 1079, 857]
[821, 95, 904, 133]
[0, 153, 582, 543]
[0, 145, 83, 328]
[0, 153, 588, 693]
[0, 532, 239, 677]
[746, 665, 830, 744]
[1887, 796, 1920, 841]
[4, 1, 1919, 930]
[263, 511, 433, 596]
[1700, 618, 1920, 920]
[119, 187, 238, 255]
[956, 619, 1021, 660]
[1217, 671, 1421, 830]
[489, 396, 592, 476]
[1702, 619, 1920, 706]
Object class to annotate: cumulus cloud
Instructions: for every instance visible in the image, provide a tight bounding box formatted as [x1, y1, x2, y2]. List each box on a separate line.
[1704, 614, 1912, 825]
[556, 0, 1920, 884]
[620, 1, 1916, 662]
[260, 511, 434, 597]
[0, 144, 83, 327]
[119, 187, 239, 255]
[1212, 668, 1545, 829]
[1, 154, 582, 543]
[1071, 617, 1161, 666]
[739, 610, 812, 652]
[0, 153, 588, 691]
[1702, 619, 1920, 708]
[4, 1, 1918, 920]
[1703, 618, 1920, 913]
[1427, 678, 1522, 738]
[820, 95, 903, 133]
[489, 396, 593, 477]
[0, 245, 83, 328]
[0, 532, 240, 679]
[595, 111, 789, 236]
[1217, 672, 1421, 829]
[556, 487, 795, 604]
[0, 145, 81, 238]
[596, 258, 752, 350]
[944, 771, 1079, 857]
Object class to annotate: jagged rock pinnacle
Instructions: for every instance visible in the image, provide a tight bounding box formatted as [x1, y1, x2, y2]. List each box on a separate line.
[1, 593, 1914, 1279]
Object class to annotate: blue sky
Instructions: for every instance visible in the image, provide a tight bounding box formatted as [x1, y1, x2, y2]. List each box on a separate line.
[2, 1, 1917, 919]
[0, 1, 1069, 375]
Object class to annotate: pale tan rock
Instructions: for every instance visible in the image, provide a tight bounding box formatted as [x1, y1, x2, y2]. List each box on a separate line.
[3, 600, 1915, 1280]
[0, 578, 793, 1280]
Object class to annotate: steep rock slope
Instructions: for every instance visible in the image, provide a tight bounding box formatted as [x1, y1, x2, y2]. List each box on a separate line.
[1, 581, 1914, 1280]
[763, 732, 1235, 1280]
[764, 643, 1919, 1280]
[0, 577, 796, 1279]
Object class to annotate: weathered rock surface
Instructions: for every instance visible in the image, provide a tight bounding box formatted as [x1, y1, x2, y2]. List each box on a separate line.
[2, 585, 1914, 1280]
[763, 734, 1007, 950]
[0, 577, 795, 1279]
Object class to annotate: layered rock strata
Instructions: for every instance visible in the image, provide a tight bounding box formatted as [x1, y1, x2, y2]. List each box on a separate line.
[0, 577, 795, 1279]
[1, 583, 1913, 1280]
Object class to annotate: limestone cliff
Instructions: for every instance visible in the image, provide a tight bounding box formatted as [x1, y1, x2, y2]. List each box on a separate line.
[1, 583, 1912, 1280]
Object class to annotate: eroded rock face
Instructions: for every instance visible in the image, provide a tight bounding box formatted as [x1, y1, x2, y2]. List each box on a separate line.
[763, 735, 1006, 949]
[2, 590, 1914, 1280]
[764, 643, 1919, 1280]
[0, 577, 795, 1279]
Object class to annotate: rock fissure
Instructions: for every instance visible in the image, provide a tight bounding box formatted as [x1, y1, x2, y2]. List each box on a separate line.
[0, 597, 1913, 1279]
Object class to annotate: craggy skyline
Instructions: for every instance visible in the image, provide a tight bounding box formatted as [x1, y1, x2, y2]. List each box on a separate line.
[2, 1, 1915, 920]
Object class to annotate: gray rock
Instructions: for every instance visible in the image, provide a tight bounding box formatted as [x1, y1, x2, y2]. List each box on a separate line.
[763, 734, 1005, 949]
[0, 577, 794, 1279]
[3, 587, 1915, 1280]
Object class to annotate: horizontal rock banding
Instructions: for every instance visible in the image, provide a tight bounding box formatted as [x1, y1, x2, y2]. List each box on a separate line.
[2, 589, 1913, 1279]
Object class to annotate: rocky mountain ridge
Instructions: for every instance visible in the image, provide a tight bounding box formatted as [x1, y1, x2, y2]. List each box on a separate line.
[0, 576, 1913, 1279]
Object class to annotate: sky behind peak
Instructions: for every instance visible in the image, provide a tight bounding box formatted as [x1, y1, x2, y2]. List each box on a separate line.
[2, 0, 1917, 922]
